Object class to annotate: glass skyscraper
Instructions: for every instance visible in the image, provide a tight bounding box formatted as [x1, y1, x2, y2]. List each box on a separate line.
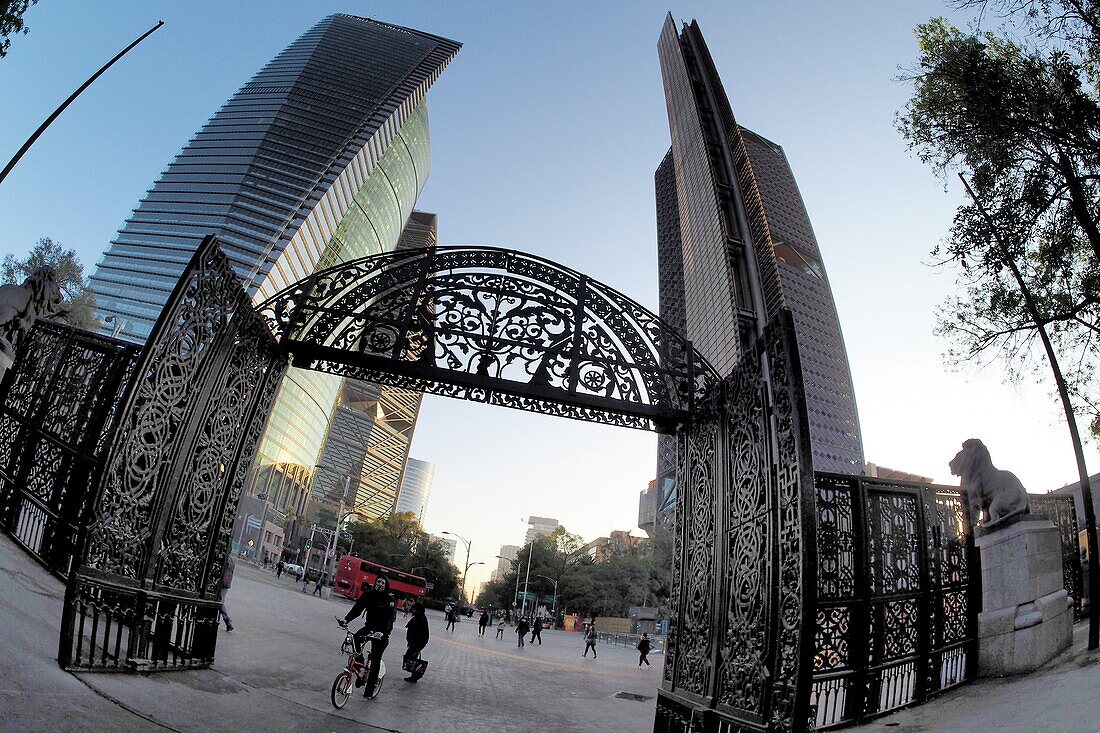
[89, 15, 460, 524]
[394, 458, 435, 525]
[656, 15, 863, 474]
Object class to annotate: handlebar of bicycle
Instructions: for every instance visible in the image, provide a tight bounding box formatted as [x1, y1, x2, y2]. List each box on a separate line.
[334, 615, 383, 640]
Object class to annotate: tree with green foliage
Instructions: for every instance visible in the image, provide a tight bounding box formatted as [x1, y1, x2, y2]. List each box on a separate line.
[2, 237, 100, 330]
[899, 3, 1099, 647]
[0, 0, 37, 59]
[344, 512, 459, 602]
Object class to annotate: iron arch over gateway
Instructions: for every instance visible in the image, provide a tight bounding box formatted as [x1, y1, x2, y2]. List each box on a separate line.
[256, 245, 720, 434]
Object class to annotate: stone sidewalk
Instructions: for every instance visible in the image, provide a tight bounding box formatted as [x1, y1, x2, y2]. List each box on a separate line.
[3, 531, 1100, 732]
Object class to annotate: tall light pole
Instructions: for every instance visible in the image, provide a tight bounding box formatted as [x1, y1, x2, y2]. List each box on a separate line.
[520, 541, 534, 617]
[496, 554, 522, 613]
[443, 531, 476, 605]
[534, 574, 559, 616]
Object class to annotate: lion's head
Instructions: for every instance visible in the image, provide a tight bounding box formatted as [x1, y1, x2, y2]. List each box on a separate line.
[949, 438, 991, 481]
[25, 267, 64, 313]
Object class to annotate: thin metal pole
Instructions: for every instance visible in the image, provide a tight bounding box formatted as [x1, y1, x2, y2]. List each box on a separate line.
[0, 20, 164, 186]
[960, 173, 1098, 649]
[521, 543, 533, 617]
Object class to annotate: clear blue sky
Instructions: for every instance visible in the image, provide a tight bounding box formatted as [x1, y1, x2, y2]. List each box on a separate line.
[1, 1, 1092, 596]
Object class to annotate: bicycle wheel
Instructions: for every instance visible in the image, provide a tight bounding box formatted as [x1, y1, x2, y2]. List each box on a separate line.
[367, 661, 386, 699]
[330, 671, 352, 709]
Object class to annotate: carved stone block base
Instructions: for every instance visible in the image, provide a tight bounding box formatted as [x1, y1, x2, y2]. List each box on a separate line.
[976, 518, 1072, 676]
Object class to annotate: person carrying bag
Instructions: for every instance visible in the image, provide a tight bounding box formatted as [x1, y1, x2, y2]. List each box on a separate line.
[402, 602, 429, 683]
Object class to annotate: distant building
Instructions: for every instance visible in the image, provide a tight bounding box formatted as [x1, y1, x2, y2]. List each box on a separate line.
[431, 535, 457, 564]
[582, 531, 647, 563]
[639, 480, 661, 537]
[493, 544, 519, 580]
[525, 516, 560, 544]
[1049, 472, 1100, 532]
[394, 458, 435, 524]
[865, 462, 934, 484]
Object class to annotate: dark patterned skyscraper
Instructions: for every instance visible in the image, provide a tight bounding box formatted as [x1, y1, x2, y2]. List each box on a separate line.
[89, 15, 460, 523]
[656, 15, 863, 473]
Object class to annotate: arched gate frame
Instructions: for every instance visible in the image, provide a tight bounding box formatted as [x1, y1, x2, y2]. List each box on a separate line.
[33, 239, 816, 729]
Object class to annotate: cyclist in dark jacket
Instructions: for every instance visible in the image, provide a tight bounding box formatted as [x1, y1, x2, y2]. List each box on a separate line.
[344, 575, 396, 698]
[403, 603, 430, 683]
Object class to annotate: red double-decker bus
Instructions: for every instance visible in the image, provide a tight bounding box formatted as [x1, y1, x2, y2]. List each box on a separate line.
[333, 555, 427, 609]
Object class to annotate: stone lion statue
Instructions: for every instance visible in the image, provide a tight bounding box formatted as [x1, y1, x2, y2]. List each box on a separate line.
[0, 266, 67, 362]
[949, 438, 1029, 531]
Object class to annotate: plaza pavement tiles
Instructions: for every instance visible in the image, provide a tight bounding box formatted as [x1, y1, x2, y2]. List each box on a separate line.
[5, 533, 1100, 732]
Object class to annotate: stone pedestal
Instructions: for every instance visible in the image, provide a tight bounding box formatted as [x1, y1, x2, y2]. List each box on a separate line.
[976, 517, 1072, 676]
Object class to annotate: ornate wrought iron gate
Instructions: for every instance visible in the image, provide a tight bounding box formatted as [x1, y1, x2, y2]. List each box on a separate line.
[656, 312, 817, 733]
[57, 237, 287, 671]
[809, 475, 978, 729]
[0, 322, 138, 576]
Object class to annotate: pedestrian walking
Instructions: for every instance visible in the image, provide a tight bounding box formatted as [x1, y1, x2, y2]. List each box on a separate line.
[478, 610, 490, 637]
[218, 555, 236, 632]
[516, 617, 529, 648]
[637, 633, 652, 667]
[313, 572, 326, 596]
[531, 617, 543, 645]
[582, 624, 597, 658]
[445, 605, 458, 632]
[276, 559, 284, 578]
[495, 614, 506, 639]
[402, 602, 430, 683]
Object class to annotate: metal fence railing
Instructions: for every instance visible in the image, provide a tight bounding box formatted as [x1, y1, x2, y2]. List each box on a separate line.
[597, 631, 666, 653]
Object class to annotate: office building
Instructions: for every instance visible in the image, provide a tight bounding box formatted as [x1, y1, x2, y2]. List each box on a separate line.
[90, 16, 460, 531]
[656, 15, 863, 474]
[525, 516, 560, 544]
[394, 458, 435, 524]
[492, 544, 519, 582]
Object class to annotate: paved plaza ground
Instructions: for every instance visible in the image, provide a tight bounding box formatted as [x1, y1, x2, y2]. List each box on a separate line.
[3, 533, 1100, 732]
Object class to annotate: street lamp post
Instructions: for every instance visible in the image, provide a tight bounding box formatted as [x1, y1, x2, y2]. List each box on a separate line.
[443, 531, 480, 605]
[534, 573, 559, 617]
[520, 542, 534, 617]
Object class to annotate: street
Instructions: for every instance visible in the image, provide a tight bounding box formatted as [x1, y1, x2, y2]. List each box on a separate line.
[0, 536, 658, 732]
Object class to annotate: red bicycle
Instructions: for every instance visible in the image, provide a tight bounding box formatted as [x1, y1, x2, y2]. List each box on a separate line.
[331, 616, 387, 708]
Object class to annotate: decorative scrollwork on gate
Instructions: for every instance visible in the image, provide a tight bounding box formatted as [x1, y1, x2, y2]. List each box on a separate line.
[257, 246, 717, 433]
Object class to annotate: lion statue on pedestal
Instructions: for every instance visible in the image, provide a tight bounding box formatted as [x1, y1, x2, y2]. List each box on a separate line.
[949, 438, 1029, 531]
[0, 266, 68, 365]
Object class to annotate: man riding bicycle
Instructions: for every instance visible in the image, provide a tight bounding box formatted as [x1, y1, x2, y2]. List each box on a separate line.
[340, 574, 396, 698]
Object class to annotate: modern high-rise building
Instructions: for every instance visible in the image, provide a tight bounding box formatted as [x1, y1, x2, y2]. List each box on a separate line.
[394, 457, 435, 524]
[525, 516, 560, 544]
[88, 16, 460, 530]
[656, 15, 863, 474]
[491, 544, 520, 582]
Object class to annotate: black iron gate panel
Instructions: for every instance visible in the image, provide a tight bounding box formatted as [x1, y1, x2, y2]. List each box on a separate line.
[1028, 493, 1083, 620]
[810, 476, 977, 729]
[0, 321, 138, 576]
[657, 311, 816, 733]
[58, 236, 287, 671]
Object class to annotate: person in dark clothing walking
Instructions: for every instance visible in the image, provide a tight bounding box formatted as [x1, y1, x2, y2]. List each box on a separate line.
[403, 603, 429, 683]
[342, 575, 396, 698]
[445, 606, 458, 632]
[313, 572, 326, 596]
[478, 610, 489, 637]
[276, 560, 284, 578]
[637, 633, 652, 667]
[218, 555, 235, 632]
[516, 617, 530, 647]
[583, 624, 597, 658]
[531, 617, 543, 645]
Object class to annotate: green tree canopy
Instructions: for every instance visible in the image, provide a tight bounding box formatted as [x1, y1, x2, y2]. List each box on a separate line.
[898, 15, 1100, 441]
[0, 0, 37, 59]
[2, 237, 100, 331]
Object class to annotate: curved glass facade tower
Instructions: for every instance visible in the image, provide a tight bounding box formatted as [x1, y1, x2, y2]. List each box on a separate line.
[656, 15, 863, 474]
[89, 15, 460, 522]
[394, 458, 435, 524]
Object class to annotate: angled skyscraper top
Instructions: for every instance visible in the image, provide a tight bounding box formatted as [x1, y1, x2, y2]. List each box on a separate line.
[656, 15, 864, 473]
[91, 14, 460, 339]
